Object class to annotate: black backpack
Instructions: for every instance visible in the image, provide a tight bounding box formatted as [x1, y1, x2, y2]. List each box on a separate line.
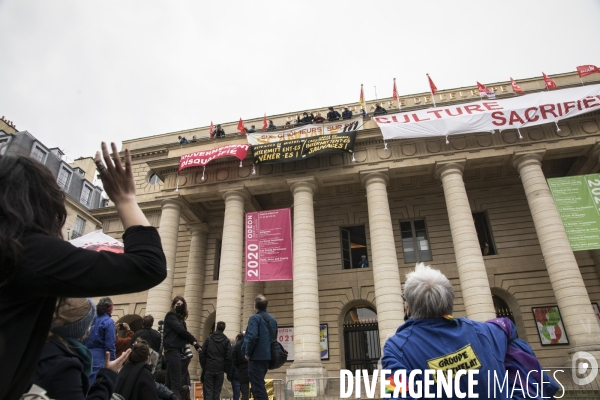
[259, 312, 288, 369]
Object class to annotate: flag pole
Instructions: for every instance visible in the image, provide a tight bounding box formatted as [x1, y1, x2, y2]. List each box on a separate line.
[579, 76, 584, 86]
[395, 78, 402, 110]
[374, 86, 378, 100]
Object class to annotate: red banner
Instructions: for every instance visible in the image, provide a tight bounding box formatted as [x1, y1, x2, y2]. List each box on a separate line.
[178, 144, 249, 173]
[245, 208, 293, 281]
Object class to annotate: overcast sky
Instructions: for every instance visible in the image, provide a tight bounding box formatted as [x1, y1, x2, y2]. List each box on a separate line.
[1, 0, 599, 161]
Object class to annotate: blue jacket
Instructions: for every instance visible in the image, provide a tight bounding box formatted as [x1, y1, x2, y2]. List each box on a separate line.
[84, 314, 116, 384]
[382, 317, 509, 399]
[243, 310, 277, 361]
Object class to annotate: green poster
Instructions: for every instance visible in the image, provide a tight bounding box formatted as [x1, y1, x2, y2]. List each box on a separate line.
[548, 173, 600, 251]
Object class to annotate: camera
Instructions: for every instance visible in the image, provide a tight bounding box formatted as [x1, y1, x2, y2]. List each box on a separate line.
[182, 345, 193, 360]
[118, 323, 124, 330]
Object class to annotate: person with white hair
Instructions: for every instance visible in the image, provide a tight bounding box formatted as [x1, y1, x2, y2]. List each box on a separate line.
[382, 263, 558, 399]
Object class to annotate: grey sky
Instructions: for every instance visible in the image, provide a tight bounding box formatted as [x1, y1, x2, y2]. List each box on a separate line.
[1, 0, 599, 161]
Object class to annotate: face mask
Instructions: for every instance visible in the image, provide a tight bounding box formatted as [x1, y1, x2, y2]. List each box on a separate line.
[175, 305, 183, 314]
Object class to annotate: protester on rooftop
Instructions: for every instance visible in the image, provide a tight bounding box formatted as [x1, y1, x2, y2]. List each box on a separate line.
[299, 112, 311, 125]
[342, 107, 353, 120]
[0, 142, 167, 400]
[246, 125, 256, 133]
[382, 263, 558, 399]
[360, 108, 368, 117]
[214, 125, 226, 138]
[267, 120, 277, 131]
[373, 103, 387, 116]
[313, 112, 325, 123]
[326, 106, 341, 122]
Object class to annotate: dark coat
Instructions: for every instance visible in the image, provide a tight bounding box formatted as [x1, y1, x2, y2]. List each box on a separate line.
[0, 226, 166, 400]
[342, 109, 353, 119]
[242, 310, 277, 361]
[163, 311, 195, 351]
[232, 339, 249, 383]
[215, 128, 225, 138]
[200, 331, 231, 373]
[31, 337, 118, 400]
[326, 110, 341, 121]
[115, 363, 159, 400]
[130, 327, 161, 353]
[373, 106, 387, 116]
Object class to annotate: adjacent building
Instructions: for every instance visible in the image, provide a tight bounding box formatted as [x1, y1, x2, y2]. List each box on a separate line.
[0, 129, 104, 239]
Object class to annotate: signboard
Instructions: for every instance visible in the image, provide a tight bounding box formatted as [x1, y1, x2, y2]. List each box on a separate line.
[293, 379, 317, 398]
[178, 144, 249, 173]
[373, 84, 600, 141]
[532, 306, 569, 345]
[252, 132, 356, 164]
[245, 208, 293, 281]
[277, 324, 329, 361]
[246, 116, 363, 145]
[548, 174, 600, 251]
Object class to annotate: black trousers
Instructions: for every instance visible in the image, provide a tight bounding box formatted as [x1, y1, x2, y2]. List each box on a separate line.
[240, 381, 250, 400]
[203, 370, 224, 400]
[165, 348, 183, 393]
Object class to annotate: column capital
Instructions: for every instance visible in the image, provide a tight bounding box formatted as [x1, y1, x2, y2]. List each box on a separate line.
[435, 159, 466, 179]
[186, 222, 209, 235]
[287, 176, 318, 195]
[160, 198, 184, 210]
[360, 168, 389, 187]
[219, 186, 250, 203]
[511, 149, 545, 172]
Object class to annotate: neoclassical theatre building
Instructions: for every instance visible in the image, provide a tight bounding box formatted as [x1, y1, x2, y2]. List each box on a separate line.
[93, 71, 600, 380]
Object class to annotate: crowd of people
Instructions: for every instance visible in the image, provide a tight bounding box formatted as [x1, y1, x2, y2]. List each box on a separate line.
[0, 137, 558, 400]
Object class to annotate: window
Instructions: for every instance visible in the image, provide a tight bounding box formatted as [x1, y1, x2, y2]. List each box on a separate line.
[30, 144, 48, 163]
[73, 216, 86, 238]
[213, 239, 222, 280]
[80, 184, 93, 207]
[400, 219, 432, 263]
[0, 136, 10, 155]
[473, 212, 496, 256]
[340, 226, 369, 269]
[148, 173, 160, 185]
[57, 166, 73, 190]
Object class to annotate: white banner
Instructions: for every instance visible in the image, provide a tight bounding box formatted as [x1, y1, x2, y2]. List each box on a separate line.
[69, 230, 124, 253]
[246, 116, 363, 145]
[373, 84, 600, 140]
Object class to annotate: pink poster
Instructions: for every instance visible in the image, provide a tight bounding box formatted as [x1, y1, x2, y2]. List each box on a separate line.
[245, 208, 293, 281]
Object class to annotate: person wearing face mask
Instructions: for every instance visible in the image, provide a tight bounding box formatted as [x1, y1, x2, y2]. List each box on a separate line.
[114, 340, 159, 400]
[162, 296, 200, 399]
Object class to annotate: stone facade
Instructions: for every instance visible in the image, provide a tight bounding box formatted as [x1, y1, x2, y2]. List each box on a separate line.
[92, 72, 600, 380]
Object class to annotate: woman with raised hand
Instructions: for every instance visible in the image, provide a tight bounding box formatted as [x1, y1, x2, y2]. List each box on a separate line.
[0, 142, 167, 400]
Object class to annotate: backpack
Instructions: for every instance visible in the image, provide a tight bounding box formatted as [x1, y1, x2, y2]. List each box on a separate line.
[259, 312, 288, 370]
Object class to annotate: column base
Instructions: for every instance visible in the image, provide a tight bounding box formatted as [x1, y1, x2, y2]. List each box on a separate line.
[286, 364, 327, 396]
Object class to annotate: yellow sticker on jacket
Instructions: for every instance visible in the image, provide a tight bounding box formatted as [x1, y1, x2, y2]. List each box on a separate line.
[426, 344, 482, 376]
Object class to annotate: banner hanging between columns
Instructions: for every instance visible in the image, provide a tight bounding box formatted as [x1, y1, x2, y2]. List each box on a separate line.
[245, 208, 293, 281]
[178, 144, 249, 173]
[373, 84, 600, 140]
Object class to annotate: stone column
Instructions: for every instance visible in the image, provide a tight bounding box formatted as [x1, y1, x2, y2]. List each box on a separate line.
[146, 198, 183, 318]
[514, 151, 600, 360]
[183, 222, 209, 380]
[242, 281, 264, 329]
[286, 177, 325, 380]
[360, 171, 404, 349]
[436, 161, 496, 321]
[215, 188, 248, 338]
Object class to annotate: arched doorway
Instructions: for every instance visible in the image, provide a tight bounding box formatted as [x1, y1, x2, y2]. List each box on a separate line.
[491, 288, 526, 339]
[343, 305, 380, 374]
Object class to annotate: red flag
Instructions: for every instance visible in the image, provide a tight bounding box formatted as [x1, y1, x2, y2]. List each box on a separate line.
[510, 77, 524, 95]
[542, 72, 557, 90]
[577, 65, 600, 78]
[427, 74, 437, 95]
[476, 81, 496, 99]
[209, 121, 215, 139]
[237, 118, 246, 135]
[262, 113, 267, 130]
[392, 78, 399, 102]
